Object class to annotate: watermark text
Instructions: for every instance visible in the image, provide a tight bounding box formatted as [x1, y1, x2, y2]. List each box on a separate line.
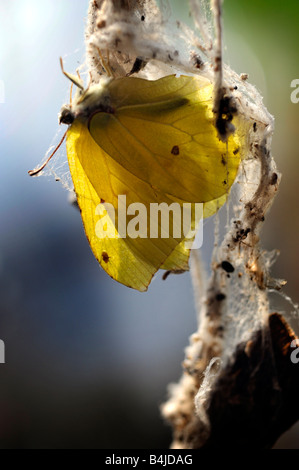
[290, 79, 299, 103]
[290, 339, 299, 364]
[95, 195, 203, 249]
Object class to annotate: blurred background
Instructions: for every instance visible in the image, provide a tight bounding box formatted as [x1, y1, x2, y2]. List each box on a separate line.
[0, 0, 298, 449]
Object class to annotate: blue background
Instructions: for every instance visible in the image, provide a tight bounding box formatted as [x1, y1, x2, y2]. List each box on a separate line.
[0, 0, 298, 448]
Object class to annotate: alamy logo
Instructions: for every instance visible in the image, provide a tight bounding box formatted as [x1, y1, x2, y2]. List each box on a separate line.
[0, 340, 5, 364]
[290, 79, 299, 104]
[290, 339, 299, 364]
[95, 195, 204, 249]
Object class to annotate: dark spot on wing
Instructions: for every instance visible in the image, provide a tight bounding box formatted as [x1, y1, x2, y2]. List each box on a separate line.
[171, 145, 180, 156]
[233, 148, 240, 155]
[102, 251, 110, 264]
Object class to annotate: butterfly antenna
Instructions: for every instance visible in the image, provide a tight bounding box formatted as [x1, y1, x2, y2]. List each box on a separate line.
[28, 130, 68, 177]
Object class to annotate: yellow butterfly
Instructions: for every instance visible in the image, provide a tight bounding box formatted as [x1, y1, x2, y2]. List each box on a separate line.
[30, 60, 243, 291]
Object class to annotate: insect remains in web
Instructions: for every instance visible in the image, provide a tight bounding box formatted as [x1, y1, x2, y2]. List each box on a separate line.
[221, 260, 235, 274]
[190, 51, 204, 70]
[127, 57, 147, 76]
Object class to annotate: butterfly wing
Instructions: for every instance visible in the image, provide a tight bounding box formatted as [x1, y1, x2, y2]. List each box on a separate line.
[67, 120, 198, 291]
[161, 194, 227, 272]
[67, 75, 244, 291]
[89, 75, 241, 204]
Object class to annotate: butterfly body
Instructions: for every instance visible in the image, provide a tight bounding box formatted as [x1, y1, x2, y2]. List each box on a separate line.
[59, 77, 114, 125]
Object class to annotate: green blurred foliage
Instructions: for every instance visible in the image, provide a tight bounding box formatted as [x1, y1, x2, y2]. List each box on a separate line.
[223, 0, 299, 305]
[172, 0, 299, 302]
